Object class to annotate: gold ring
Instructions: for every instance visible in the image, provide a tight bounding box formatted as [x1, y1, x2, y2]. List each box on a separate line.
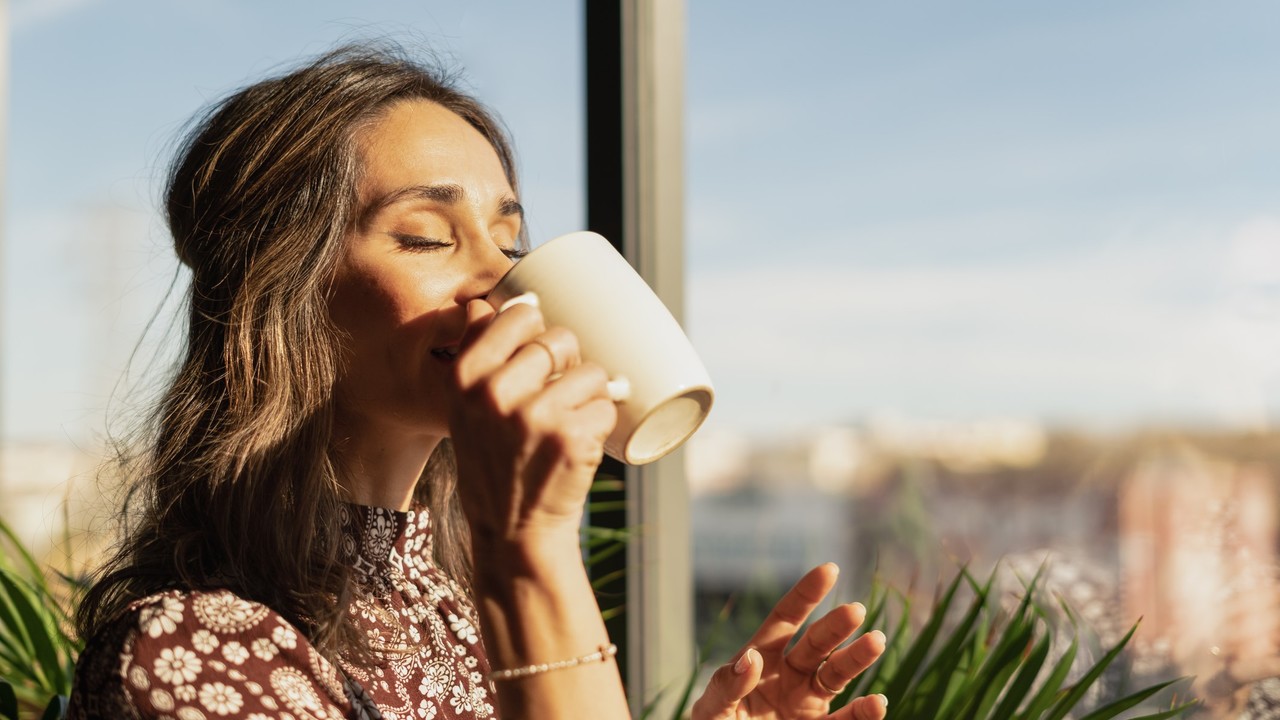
[813, 658, 841, 696]
[529, 338, 559, 373]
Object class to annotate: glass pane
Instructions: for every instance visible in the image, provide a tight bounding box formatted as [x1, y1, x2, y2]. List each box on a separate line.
[686, 3, 1280, 715]
[2, 1, 583, 547]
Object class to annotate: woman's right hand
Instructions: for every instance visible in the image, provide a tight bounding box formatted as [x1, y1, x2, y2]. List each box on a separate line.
[447, 296, 630, 718]
[446, 296, 618, 549]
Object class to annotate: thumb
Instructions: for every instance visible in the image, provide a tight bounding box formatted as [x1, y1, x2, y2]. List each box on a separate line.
[692, 647, 762, 720]
[460, 298, 498, 347]
[1229, 655, 1280, 687]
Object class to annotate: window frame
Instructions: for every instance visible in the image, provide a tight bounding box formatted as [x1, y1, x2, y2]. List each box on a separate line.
[585, 1, 693, 715]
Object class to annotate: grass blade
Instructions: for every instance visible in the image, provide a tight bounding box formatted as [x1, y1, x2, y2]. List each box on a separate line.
[952, 616, 1034, 720]
[587, 540, 626, 567]
[0, 570, 36, 657]
[1043, 623, 1139, 720]
[1077, 678, 1187, 720]
[1126, 700, 1199, 720]
[0, 519, 45, 588]
[667, 647, 703, 720]
[589, 477, 625, 493]
[864, 592, 913, 697]
[883, 570, 968, 717]
[913, 591, 990, 719]
[989, 629, 1052, 719]
[589, 567, 627, 591]
[1, 679, 18, 720]
[1017, 635, 1078, 720]
[0, 571, 66, 693]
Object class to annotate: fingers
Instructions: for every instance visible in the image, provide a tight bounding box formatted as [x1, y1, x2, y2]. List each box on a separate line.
[521, 365, 618, 460]
[457, 297, 499, 359]
[456, 296, 590, 409]
[537, 362, 610, 409]
[479, 328, 582, 413]
[1221, 586, 1280, 637]
[690, 648, 762, 720]
[1224, 654, 1280, 688]
[787, 601, 868, 675]
[456, 299, 559, 389]
[749, 563, 840, 653]
[816, 629, 886, 696]
[829, 693, 889, 720]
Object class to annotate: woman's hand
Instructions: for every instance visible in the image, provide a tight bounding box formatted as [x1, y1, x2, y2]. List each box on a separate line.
[447, 297, 616, 547]
[692, 564, 888, 720]
[1185, 579, 1280, 717]
[449, 296, 631, 718]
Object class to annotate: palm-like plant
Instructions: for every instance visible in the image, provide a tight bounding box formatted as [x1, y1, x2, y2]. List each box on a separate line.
[3, 491, 1202, 720]
[647, 564, 1199, 720]
[0, 514, 85, 720]
[843, 566, 1196, 720]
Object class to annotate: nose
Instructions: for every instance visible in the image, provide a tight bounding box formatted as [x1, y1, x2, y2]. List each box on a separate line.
[458, 231, 515, 303]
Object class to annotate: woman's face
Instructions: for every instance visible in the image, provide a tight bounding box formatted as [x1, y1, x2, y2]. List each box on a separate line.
[328, 99, 522, 436]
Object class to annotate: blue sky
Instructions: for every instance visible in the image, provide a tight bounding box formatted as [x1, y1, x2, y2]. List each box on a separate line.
[5, 0, 1280, 442]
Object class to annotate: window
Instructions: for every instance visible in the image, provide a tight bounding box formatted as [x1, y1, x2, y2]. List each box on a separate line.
[1, 0, 583, 571]
[685, 1, 1280, 707]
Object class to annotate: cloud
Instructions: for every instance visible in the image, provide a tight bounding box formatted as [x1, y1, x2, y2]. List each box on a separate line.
[686, 217, 1279, 432]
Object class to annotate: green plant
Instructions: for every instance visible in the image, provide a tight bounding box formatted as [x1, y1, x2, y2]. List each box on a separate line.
[0, 513, 84, 720]
[662, 564, 1199, 720]
[586, 475, 633, 622]
[1, 488, 1203, 720]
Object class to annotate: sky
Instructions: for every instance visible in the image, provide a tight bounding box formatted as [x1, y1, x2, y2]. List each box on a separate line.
[4, 0, 1280, 445]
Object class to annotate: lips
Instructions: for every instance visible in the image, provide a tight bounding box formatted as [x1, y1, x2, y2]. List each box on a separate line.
[430, 345, 460, 362]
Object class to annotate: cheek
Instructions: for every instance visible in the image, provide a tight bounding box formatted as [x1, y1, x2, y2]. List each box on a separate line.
[328, 264, 454, 361]
[329, 271, 400, 342]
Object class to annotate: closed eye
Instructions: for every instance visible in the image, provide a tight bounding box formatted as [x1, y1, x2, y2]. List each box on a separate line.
[501, 247, 529, 261]
[392, 233, 452, 252]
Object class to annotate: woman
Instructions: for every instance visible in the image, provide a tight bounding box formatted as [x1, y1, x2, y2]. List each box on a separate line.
[66, 45, 888, 720]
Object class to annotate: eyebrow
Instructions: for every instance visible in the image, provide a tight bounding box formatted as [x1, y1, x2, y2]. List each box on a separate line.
[362, 183, 523, 226]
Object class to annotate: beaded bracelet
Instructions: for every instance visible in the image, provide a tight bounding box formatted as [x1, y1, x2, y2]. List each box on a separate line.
[488, 643, 618, 682]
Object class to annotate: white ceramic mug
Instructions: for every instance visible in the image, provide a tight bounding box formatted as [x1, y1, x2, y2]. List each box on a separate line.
[487, 231, 714, 465]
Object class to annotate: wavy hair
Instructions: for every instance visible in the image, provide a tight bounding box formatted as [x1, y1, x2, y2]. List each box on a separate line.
[76, 43, 522, 661]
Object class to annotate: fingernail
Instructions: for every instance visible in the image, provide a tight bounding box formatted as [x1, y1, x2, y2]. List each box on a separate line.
[497, 291, 540, 313]
[734, 648, 756, 674]
[876, 694, 889, 708]
[606, 377, 632, 402]
[871, 630, 886, 645]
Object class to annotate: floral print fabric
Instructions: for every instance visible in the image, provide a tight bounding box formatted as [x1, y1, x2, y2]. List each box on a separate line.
[67, 505, 496, 720]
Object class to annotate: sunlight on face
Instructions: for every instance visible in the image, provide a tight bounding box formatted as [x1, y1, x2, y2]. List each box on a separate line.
[328, 100, 522, 437]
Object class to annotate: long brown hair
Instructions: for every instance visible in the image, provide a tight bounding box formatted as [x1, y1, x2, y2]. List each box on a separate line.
[76, 43, 523, 661]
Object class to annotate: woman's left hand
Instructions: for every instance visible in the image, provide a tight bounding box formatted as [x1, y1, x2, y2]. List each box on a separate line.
[691, 564, 888, 720]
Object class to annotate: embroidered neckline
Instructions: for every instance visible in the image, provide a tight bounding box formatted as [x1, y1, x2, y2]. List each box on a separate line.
[339, 503, 432, 597]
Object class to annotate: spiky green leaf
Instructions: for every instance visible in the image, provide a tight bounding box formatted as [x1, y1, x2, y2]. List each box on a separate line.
[989, 630, 1052, 719]
[0, 570, 66, 692]
[0, 680, 18, 720]
[1016, 635, 1078, 720]
[1043, 623, 1139, 720]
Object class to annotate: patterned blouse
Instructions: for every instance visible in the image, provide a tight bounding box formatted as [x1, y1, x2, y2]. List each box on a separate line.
[67, 504, 497, 720]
